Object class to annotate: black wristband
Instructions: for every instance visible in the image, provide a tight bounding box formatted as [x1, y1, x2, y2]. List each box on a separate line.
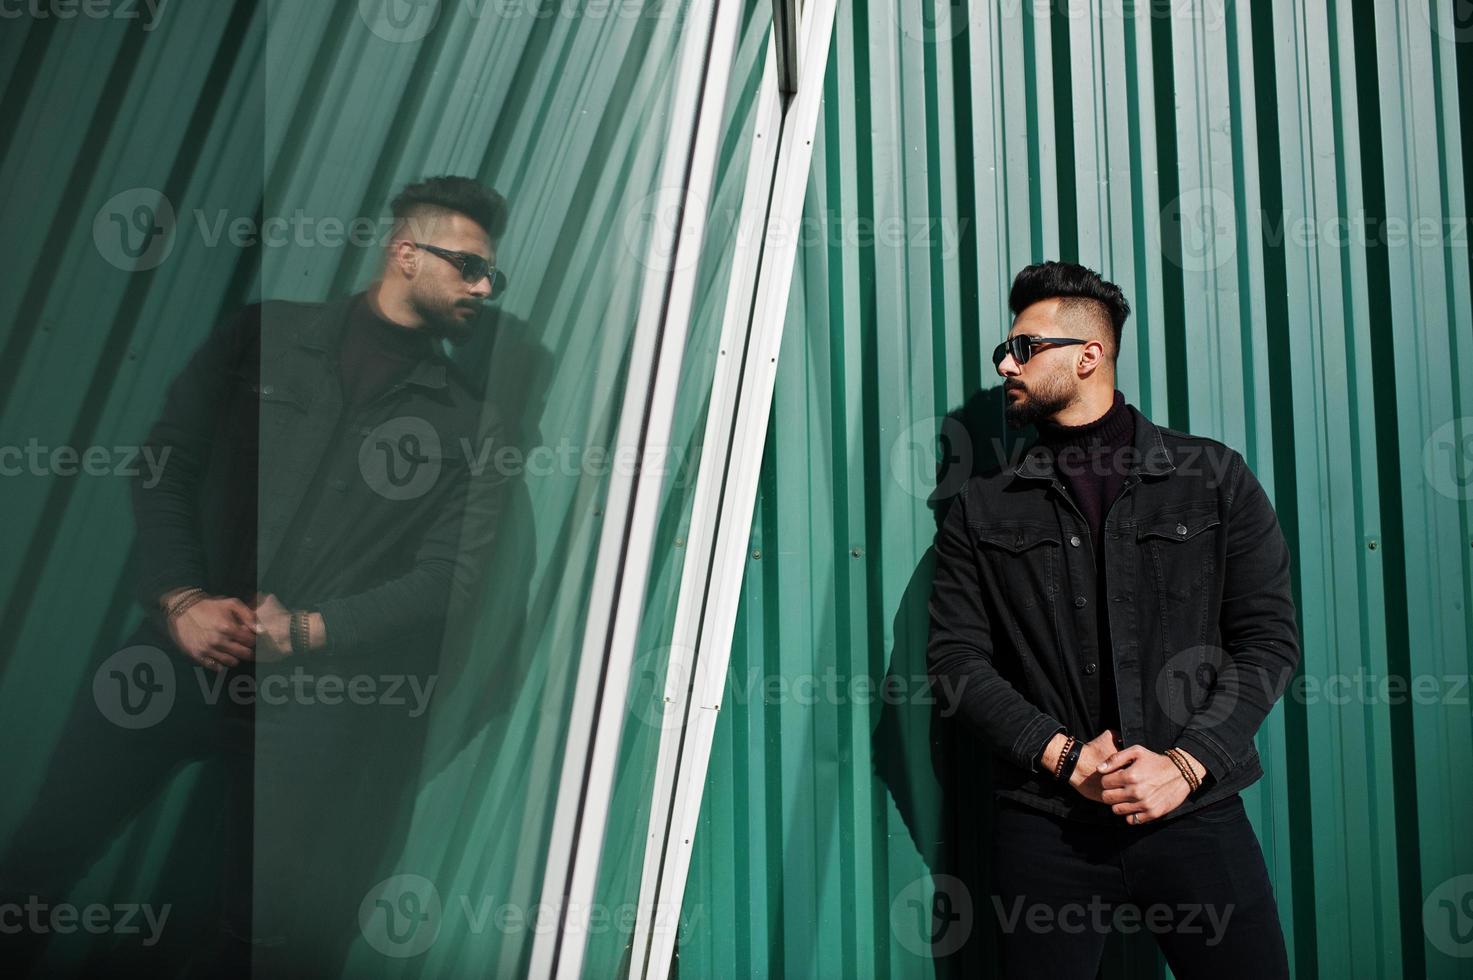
[1058, 738, 1084, 782]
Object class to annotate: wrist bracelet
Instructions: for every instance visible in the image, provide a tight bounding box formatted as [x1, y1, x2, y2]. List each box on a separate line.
[1059, 737, 1085, 782]
[1052, 735, 1077, 780]
[164, 587, 207, 621]
[1166, 747, 1200, 792]
[289, 610, 311, 657]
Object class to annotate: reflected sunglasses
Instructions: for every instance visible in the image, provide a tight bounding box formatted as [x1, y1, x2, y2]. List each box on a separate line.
[412, 242, 508, 298]
[992, 334, 1087, 368]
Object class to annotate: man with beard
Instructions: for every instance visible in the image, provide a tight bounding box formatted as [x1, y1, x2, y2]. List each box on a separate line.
[0, 176, 510, 977]
[927, 261, 1298, 978]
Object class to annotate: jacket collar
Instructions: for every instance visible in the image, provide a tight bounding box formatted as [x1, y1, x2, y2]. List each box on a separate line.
[289, 291, 449, 391]
[1012, 403, 1175, 483]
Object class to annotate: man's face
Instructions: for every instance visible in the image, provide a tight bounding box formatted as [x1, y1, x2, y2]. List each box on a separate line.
[406, 212, 496, 339]
[996, 298, 1082, 429]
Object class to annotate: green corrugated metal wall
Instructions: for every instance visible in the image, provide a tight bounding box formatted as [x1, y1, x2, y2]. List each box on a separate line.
[682, 0, 1473, 977]
[2, 0, 1471, 977]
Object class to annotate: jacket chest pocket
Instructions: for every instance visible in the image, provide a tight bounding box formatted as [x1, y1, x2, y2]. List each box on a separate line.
[223, 365, 306, 446]
[972, 523, 1061, 609]
[1137, 505, 1222, 601]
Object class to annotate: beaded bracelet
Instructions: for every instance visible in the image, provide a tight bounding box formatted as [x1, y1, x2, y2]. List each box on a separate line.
[1166, 747, 1200, 793]
[164, 587, 207, 622]
[289, 610, 311, 658]
[1052, 735, 1077, 780]
[1058, 737, 1085, 782]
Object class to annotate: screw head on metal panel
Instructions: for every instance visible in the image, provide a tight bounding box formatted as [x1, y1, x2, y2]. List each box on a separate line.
[851, 548, 863, 558]
[1367, 539, 1378, 550]
[751, 549, 761, 559]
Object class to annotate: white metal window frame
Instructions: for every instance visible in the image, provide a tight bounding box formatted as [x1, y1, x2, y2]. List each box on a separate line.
[627, 0, 840, 973]
[526, 0, 750, 975]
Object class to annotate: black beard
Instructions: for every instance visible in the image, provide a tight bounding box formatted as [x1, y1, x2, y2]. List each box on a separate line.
[419, 301, 482, 345]
[1004, 384, 1070, 429]
[437, 314, 475, 345]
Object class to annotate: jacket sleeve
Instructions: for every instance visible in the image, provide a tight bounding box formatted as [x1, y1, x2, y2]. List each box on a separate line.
[1174, 453, 1302, 779]
[131, 306, 256, 617]
[313, 409, 508, 657]
[926, 484, 1066, 772]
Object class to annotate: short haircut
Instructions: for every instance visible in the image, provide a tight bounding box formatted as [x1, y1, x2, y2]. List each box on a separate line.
[390, 175, 509, 242]
[1008, 260, 1130, 360]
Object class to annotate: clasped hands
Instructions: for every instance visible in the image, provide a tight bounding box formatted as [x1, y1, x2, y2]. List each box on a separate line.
[1042, 730, 1207, 826]
[163, 590, 319, 672]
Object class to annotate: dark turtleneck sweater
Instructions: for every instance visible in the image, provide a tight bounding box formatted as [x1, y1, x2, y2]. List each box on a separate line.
[338, 293, 435, 413]
[1034, 389, 1134, 735]
[1034, 389, 1133, 559]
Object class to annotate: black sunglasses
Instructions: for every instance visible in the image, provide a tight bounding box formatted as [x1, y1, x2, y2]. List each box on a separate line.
[412, 242, 508, 298]
[992, 335, 1086, 368]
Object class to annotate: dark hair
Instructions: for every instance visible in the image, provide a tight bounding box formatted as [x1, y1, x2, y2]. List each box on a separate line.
[1008, 260, 1130, 358]
[391, 175, 509, 240]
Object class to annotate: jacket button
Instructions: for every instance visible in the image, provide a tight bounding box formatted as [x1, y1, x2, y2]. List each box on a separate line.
[1069, 535, 1081, 547]
[1084, 662, 1097, 675]
[1073, 595, 1087, 608]
[1175, 523, 1187, 535]
[261, 384, 274, 395]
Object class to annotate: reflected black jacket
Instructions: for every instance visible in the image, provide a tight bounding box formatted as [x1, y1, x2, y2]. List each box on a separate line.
[926, 405, 1301, 822]
[131, 294, 507, 665]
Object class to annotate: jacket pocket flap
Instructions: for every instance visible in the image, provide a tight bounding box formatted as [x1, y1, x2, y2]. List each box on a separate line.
[1137, 508, 1221, 542]
[973, 524, 1060, 553]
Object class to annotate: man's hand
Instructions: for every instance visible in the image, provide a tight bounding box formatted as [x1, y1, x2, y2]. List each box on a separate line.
[1040, 729, 1120, 802]
[1067, 729, 1120, 801]
[1097, 745, 1206, 825]
[252, 593, 293, 662]
[167, 596, 256, 673]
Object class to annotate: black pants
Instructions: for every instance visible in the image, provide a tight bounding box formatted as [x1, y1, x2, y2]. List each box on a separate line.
[0, 625, 428, 978]
[989, 794, 1289, 979]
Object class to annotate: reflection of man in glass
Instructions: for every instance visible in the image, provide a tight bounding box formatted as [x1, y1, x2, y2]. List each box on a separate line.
[1, 176, 510, 977]
[154, 175, 509, 670]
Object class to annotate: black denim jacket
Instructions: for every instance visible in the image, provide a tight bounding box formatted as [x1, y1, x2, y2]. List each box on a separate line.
[131, 295, 506, 666]
[926, 405, 1300, 822]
